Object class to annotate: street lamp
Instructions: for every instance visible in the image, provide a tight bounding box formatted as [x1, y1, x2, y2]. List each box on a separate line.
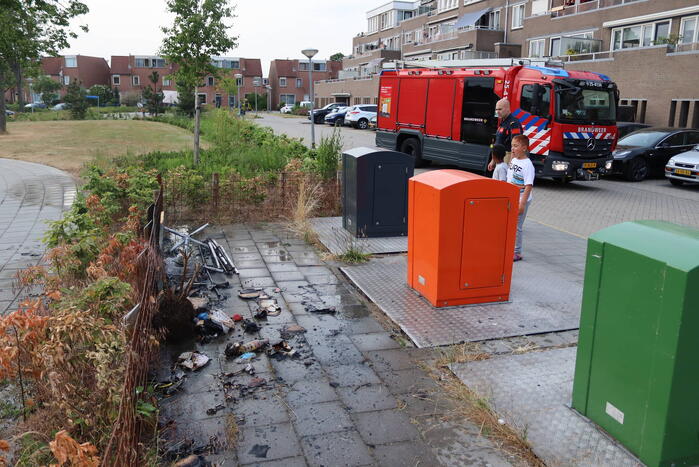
[302, 48, 318, 149]
[234, 73, 243, 116]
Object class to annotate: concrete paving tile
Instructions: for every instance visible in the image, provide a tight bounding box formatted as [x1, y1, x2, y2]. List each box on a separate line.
[284, 378, 339, 408]
[350, 333, 402, 352]
[300, 430, 373, 467]
[325, 363, 381, 387]
[232, 253, 265, 262]
[282, 291, 321, 304]
[305, 274, 340, 285]
[162, 414, 230, 451]
[240, 456, 307, 467]
[266, 262, 300, 272]
[341, 317, 386, 335]
[236, 259, 267, 269]
[363, 349, 418, 373]
[270, 357, 324, 385]
[262, 254, 295, 264]
[242, 277, 277, 288]
[271, 271, 305, 282]
[336, 384, 398, 413]
[307, 334, 365, 366]
[158, 388, 227, 422]
[233, 394, 291, 427]
[292, 401, 353, 437]
[238, 423, 302, 464]
[297, 266, 329, 276]
[259, 247, 290, 256]
[371, 440, 434, 467]
[376, 368, 439, 395]
[352, 409, 420, 445]
[394, 390, 457, 418]
[238, 268, 272, 279]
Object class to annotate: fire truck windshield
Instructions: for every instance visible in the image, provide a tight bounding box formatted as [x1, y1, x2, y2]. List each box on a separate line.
[555, 86, 616, 125]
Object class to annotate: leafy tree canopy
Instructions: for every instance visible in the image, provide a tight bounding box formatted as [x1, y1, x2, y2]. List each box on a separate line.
[329, 52, 345, 62]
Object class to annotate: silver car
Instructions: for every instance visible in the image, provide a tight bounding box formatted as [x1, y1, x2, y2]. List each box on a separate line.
[665, 145, 699, 186]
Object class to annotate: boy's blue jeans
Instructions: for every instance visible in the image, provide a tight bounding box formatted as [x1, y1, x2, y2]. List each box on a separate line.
[515, 200, 531, 255]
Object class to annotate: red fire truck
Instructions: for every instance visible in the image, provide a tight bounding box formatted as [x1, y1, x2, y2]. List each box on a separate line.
[375, 60, 618, 181]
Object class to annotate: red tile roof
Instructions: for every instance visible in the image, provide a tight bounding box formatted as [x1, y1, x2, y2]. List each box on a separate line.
[110, 56, 131, 74]
[41, 57, 63, 75]
[271, 59, 298, 77]
[242, 58, 262, 77]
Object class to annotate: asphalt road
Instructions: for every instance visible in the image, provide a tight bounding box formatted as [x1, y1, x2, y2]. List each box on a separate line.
[256, 112, 699, 238]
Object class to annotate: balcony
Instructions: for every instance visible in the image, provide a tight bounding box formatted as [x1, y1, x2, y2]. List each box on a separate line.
[549, 0, 644, 18]
[412, 26, 503, 47]
[343, 49, 402, 68]
[673, 42, 699, 54]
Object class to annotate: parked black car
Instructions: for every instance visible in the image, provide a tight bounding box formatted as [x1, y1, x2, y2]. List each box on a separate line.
[612, 127, 699, 181]
[616, 122, 651, 139]
[308, 103, 345, 123]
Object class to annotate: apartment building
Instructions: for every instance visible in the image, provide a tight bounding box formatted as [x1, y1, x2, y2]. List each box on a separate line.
[4, 55, 110, 103]
[268, 59, 342, 109]
[315, 0, 699, 127]
[110, 55, 264, 108]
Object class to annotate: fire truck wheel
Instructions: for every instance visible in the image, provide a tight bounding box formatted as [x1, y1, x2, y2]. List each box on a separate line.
[624, 157, 648, 182]
[400, 138, 428, 167]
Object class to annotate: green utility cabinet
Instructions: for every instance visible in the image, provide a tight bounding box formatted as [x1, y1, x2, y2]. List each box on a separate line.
[572, 221, 699, 467]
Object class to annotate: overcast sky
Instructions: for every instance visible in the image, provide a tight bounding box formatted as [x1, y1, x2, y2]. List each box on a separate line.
[59, 0, 379, 74]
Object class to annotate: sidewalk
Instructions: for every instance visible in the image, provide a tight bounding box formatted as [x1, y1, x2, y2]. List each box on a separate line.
[158, 224, 516, 466]
[0, 159, 76, 315]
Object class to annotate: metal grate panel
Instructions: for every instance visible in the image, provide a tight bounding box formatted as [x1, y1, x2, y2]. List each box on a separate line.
[310, 217, 408, 255]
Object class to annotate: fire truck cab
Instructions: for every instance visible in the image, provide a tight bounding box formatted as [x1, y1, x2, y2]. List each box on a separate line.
[375, 60, 618, 181]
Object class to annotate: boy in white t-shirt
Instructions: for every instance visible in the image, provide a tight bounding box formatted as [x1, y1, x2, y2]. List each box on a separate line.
[506, 134, 534, 261]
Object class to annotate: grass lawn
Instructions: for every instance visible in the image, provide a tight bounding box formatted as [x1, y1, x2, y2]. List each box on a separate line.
[0, 120, 198, 176]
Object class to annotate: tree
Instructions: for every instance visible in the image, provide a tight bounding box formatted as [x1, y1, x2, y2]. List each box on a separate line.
[329, 52, 345, 62]
[143, 71, 164, 116]
[175, 81, 195, 116]
[160, 0, 237, 164]
[33, 75, 62, 106]
[63, 79, 88, 119]
[0, 1, 89, 133]
[245, 92, 266, 111]
[218, 76, 238, 110]
[87, 84, 115, 107]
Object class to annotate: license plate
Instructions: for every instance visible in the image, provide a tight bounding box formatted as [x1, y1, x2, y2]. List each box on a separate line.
[582, 162, 597, 169]
[674, 168, 692, 176]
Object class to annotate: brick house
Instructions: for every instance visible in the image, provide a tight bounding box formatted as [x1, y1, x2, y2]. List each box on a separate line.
[109, 55, 263, 108]
[316, 0, 699, 127]
[4, 55, 110, 103]
[268, 59, 342, 109]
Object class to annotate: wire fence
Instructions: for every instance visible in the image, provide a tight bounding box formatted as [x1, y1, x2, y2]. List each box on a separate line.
[164, 170, 342, 224]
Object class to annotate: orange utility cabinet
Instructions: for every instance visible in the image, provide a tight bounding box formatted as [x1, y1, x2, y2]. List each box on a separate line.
[407, 169, 520, 307]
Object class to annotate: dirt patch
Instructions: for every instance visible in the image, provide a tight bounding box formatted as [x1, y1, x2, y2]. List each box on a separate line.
[0, 120, 197, 176]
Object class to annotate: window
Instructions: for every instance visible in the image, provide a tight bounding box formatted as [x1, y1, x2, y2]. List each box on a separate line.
[280, 94, 295, 105]
[132, 75, 140, 85]
[228, 95, 236, 108]
[296, 78, 303, 88]
[236, 77, 243, 86]
[531, 0, 548, 16]
[681, 16, 698, 44]
[198, 94, 207, 104]
[511, 3, 525, 29]
[520, 84, 551, 118]
[207, 76, 214, 86]
[404, 31, 413, 44]
[313, 62, 326, 72]
[550, 37, 561, 56]
[529, 39, 546, 57]
[64, 56, 77, 68]
[476, 9, 501, 30]
[63, 75, 70, 85]
[112, 75, 120, 86]
[662, 132, 686, 147]
[263, 78, 269, 85]
[135, 58, 166, 68]
[437, 0, 457, 12]
[279, 77, 287, 87]
[612, 21, 674, 50]
[163, 78, 171, 87]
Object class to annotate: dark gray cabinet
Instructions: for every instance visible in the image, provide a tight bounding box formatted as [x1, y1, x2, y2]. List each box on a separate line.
[342, 147, 414, 237]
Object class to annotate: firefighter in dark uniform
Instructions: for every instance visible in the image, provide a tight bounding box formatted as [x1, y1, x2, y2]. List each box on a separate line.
[489, 98, 523, 170]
